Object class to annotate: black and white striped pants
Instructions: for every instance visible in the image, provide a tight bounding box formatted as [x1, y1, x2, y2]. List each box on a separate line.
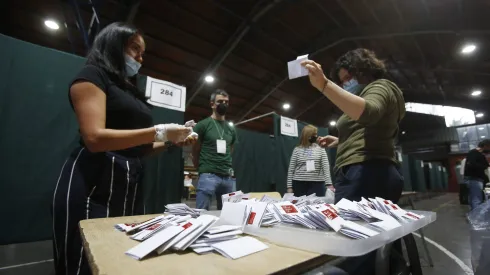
[52, 147, 143, 275]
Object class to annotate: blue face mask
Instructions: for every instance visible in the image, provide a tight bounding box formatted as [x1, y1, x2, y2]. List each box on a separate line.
[342, 78, 366, 95]
[124, 54, 141, 77]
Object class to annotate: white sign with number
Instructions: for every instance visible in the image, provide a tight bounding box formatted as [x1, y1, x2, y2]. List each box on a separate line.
[145, 76, 186, 112]
[280, 116, 298, 137]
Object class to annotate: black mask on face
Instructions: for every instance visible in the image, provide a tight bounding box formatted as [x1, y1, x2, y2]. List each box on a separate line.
[216, 103, 228, 116]
[309, 135, 318, 144]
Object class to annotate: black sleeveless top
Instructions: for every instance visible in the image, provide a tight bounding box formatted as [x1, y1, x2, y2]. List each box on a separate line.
[69, 65, 153, 157]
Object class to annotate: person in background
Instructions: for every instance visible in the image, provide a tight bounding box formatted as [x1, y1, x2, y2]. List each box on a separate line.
[183, 172, 194, 200]
[287, 125, 333, 196]
[51, 22, 194, 275]
[192, 89, 237, 210]
[302, 48, 405, 275]
[464, 139, 490, 211]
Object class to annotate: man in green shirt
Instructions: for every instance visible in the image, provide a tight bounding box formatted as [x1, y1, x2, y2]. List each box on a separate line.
[192, 89, 237, 210]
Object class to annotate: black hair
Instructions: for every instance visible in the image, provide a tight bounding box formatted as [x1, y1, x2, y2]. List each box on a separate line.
[86, 22, 146, 101]
[330, 48, 387, 84]
[478, 139, 490, 148]
[210, 89, 229, 102]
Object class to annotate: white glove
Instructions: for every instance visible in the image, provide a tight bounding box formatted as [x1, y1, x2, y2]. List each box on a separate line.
[154, 124, 191, 143]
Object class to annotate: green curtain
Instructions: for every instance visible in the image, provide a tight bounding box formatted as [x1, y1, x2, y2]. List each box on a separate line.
[0, 34, 83, 244]
[410, 159, 427, 192]
[232, 128, 275, 192]
[401, 155, 413, 191]
[0, 35, 182, 244]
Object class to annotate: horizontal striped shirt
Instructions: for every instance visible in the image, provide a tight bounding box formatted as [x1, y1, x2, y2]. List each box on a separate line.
[287, 144, 333, 188]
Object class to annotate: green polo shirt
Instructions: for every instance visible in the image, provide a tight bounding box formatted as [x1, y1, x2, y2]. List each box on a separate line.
[194, 117, 237, 175]
[334, 79, 406, 172]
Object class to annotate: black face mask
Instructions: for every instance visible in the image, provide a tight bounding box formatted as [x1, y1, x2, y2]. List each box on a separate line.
[216, 103, 228, 116]
[309, 135, 318, 144]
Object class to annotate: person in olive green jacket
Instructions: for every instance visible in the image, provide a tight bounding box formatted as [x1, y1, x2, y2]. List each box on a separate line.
[302, 48, 405, 204]
[302, 48, 406, 275]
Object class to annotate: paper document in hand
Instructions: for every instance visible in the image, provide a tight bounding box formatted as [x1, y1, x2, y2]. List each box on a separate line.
[211, 236, 269, 260]
[287, 54, 309, 79]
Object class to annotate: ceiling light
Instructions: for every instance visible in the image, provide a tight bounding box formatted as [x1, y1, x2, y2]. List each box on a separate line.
[482, 136, 486, 139]
[402, 131, 406, 135]
[476, 113, 484, 118]
[44, 20, 59, 30]
[329, 120, 336, 126]
[471, 90, 482, 96]
[204, 75, 214, 83]
[479, 127, 485, 130]
[228, 121, 234, 127]
[282, 103, 290, 110]
[461, 44, 476, 54]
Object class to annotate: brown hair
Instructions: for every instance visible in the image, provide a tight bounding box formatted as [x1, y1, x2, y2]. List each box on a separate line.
[297, 125, 318, 148]
[330, 48, 386, 84]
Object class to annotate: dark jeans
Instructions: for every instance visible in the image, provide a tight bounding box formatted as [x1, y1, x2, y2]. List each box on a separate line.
[292, 180, 326, 197]
[334, 159, 404, 275]
[334, 159, 404, 204]
[465, 177, 484, 211]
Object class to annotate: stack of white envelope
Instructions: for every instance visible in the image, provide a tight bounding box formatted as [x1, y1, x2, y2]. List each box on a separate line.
[165, 203, 205, 218]
[121, 201, 270, 261]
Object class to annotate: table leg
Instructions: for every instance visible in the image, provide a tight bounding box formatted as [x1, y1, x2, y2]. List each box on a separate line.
[403, 233, 423, 275]
[409, 197, 434, 267]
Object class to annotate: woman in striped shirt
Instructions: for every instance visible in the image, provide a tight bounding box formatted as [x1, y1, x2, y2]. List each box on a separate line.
[287, 125, 333, 196]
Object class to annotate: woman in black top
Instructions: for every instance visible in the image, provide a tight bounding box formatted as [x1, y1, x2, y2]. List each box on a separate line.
[52, 23, 194, 275]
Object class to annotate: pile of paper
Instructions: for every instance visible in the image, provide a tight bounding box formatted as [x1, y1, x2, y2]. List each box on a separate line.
[120, 203, 270, 261]
[165, 203, 205, 218]
[221, 191, 251, 203]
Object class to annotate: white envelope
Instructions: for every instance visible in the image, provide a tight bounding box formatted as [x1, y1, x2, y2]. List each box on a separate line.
[287, 54, 309, 80]
[172, 215, 218, 251]
[207, 225, 242, 235]
[156, 219, 203, 254]
[125, 225, 184, 260]
[211, 236, 269, 260]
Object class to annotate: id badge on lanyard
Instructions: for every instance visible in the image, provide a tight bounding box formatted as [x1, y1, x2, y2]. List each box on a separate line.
[217, 139, 226, 154]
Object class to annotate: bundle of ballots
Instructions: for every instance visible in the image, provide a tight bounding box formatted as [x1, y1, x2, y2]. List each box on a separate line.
[164, 203, 205, 218]
[118, 207, 269, 261]
[218, 191, 425, 240]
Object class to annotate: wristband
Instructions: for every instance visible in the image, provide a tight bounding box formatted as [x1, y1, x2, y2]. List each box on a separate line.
[321, 78, 329, 93]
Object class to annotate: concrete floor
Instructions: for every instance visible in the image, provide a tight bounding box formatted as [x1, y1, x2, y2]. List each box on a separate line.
[0, 193, 475, 275]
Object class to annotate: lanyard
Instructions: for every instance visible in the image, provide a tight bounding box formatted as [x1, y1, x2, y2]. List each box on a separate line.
[304, 148, 313, 158]
[212, 119, 225, 139]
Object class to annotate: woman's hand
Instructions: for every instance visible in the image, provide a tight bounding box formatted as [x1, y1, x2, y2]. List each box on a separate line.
[166, 126, 192, 143]
[318, 135, 338, 148]
[301, 60, 329, 91]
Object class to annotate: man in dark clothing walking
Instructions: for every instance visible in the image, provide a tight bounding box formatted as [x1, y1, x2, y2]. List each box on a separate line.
[464, 139, 490, 211]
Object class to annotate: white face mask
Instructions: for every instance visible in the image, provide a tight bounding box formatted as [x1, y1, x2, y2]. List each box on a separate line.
[124, 54, 141, 77]
[184, 179, 193, 186]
